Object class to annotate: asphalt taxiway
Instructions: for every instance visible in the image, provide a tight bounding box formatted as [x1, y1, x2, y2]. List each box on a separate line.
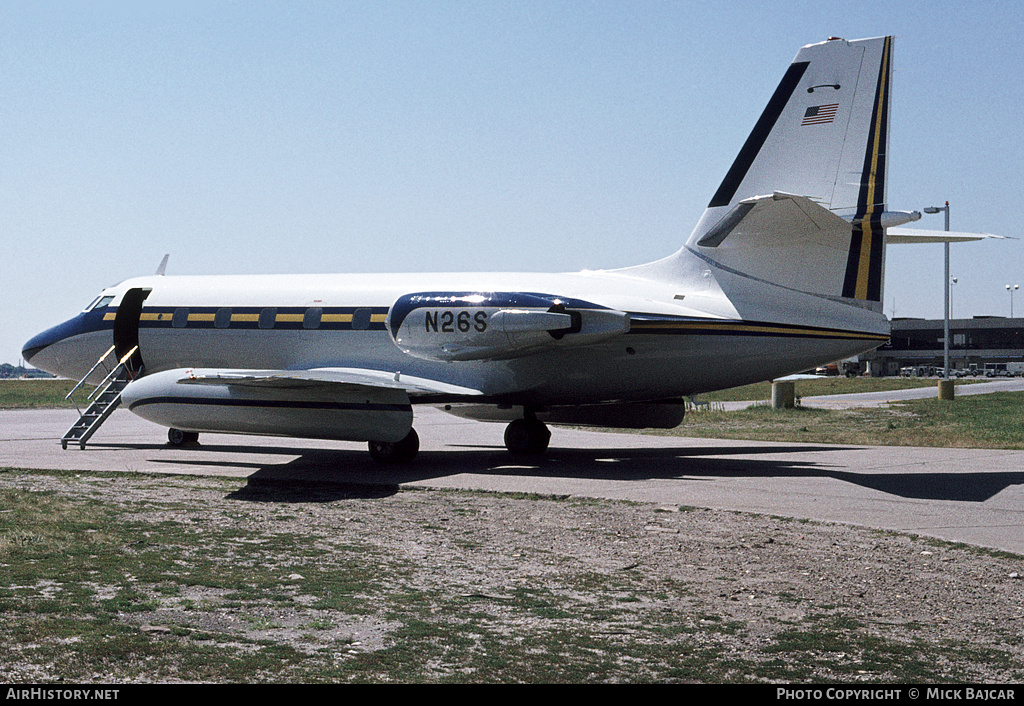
[3, 406, 1024, 555]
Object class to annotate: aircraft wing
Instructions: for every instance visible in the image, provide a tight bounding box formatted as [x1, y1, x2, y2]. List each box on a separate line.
[176, 367, 485, 398]
[886, 228, 1012, 244]
[121, 366, 478, 446]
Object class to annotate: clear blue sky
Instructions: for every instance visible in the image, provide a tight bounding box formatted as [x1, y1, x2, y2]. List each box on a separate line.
[3, 0, 1021, 365]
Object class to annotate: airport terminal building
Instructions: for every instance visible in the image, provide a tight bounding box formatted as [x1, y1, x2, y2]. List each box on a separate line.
[864, 317, 1024, 376]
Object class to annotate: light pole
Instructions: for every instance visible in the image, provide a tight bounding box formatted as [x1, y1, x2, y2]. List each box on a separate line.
[951, 277, 957, 319]
[924, 202, 951, 381]
[1007, 284, 1019, 317]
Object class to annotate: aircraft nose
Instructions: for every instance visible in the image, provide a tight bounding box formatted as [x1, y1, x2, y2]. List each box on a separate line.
[22, 327, 59, 366]
[21, 310, 113, 379]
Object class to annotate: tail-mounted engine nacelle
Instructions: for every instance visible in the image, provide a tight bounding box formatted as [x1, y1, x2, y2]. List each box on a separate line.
[387, 292, 630, 362]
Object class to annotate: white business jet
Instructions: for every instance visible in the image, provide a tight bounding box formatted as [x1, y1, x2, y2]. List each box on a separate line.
[23, 36, 983, 462]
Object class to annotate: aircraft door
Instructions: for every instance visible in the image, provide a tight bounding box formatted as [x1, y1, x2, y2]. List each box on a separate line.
[114, 288, 151, 373]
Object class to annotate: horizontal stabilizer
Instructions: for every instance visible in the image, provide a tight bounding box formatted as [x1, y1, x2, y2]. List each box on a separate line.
[697, 192, 849, 248]
[692, 192, 858, 298]
[886, 228, 1013, 244]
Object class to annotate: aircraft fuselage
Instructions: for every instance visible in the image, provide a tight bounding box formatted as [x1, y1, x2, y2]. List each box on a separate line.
[26, 268, 888, 408]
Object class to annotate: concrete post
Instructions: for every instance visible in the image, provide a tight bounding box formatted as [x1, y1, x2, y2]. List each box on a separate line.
[938, 379, 955, 400]
[771, 381, 796, 409]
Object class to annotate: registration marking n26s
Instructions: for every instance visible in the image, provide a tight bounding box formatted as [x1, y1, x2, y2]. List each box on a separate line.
[424, 310, 488, 333]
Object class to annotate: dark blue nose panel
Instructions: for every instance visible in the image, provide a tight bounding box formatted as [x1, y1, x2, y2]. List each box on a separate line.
[22, 309, 113, 364]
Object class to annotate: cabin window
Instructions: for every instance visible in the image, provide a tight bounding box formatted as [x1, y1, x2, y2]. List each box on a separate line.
[214, 308, 232, 329]
[259, 307, 277, 330]
[172, 308, 189, 328]
[303, 307, 323, 330]
[351, 308, 372, 330]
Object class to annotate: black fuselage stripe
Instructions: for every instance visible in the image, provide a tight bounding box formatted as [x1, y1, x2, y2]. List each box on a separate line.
[626, 314, 887, 341]
[627, 326, 886, 341]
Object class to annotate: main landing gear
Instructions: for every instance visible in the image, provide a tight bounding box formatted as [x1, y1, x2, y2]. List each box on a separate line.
[366, 412, 551, 463]
[503, 413, 551, 456]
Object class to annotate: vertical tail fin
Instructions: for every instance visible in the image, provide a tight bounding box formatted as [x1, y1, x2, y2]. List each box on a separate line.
[686, 36, 896, 309]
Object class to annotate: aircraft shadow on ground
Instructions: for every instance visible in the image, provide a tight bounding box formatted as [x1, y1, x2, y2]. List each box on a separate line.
[86, 440, 1024, 504]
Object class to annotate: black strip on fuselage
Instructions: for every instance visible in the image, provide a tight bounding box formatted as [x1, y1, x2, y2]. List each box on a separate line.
[708, 61, 809, 208]
[841, 37, 891, 302]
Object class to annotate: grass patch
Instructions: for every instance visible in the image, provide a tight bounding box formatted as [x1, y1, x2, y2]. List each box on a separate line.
[675, 392, 1024, 448]
[697, 376, 984, 403]
[756, 614, 970, 682]
[0, 379, 85, 409]
[2, 469, 1022, 683]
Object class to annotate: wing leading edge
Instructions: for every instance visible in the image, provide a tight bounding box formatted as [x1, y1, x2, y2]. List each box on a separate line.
[176, 367, 485, 398]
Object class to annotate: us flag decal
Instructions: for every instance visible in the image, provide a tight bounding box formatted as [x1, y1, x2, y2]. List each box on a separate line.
[802, 103, 839, 125]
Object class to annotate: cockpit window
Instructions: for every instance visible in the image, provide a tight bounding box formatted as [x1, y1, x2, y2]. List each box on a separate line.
[83, 295, 115, 312]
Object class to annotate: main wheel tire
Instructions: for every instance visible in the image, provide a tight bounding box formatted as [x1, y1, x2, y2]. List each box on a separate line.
[368, 428, 420, 463]
[167, 428, 199, 446]
[504, 418, 551, 455]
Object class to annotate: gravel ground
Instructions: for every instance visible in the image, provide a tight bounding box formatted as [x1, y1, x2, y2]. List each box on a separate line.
[3, 470, 1024, 683]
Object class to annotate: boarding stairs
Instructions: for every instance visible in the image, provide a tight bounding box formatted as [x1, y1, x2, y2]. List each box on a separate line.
[61, 346, 140, 450]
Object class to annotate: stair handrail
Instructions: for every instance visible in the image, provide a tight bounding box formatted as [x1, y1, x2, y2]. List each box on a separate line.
[87, 345, 140, 401]
[65, 345, 117, 414]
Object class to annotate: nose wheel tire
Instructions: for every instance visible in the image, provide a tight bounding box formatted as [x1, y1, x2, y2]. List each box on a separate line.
[504, 418, 551, 455]
[368, 428, 420, 463]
